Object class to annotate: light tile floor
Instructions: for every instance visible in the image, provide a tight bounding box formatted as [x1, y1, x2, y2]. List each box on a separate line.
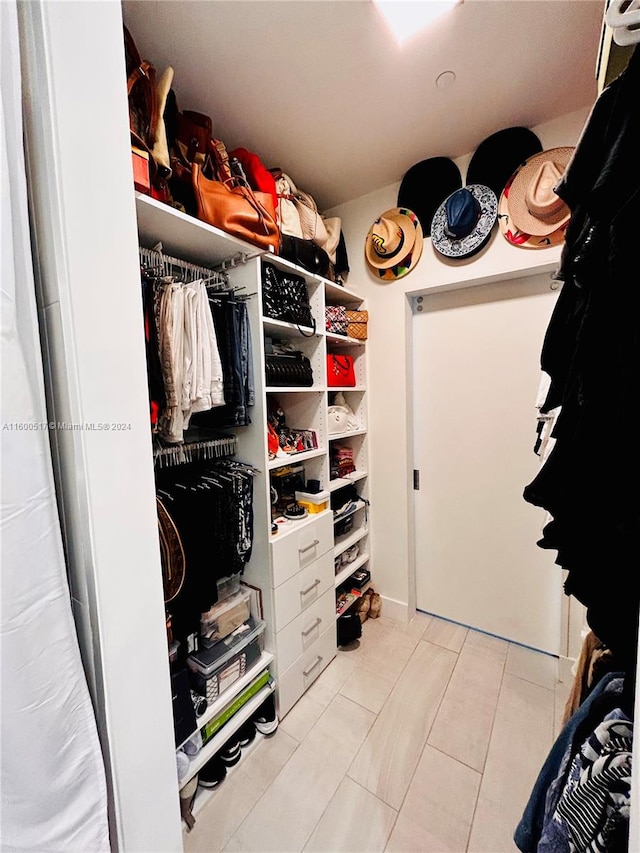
[185, 613, 571, 853]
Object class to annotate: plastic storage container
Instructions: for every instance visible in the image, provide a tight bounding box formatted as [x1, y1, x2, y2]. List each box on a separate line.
[188, 617, 266, 703]
[200, 588, 251, 645]
[295, 490, 329, 514]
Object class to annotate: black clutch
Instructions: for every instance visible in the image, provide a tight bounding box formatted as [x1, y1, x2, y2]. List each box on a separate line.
[265, 352, 314, 387]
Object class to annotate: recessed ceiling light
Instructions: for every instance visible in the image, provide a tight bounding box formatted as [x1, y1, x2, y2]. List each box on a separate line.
[373, 1, 459, 45]
[435, 70, 456, 89]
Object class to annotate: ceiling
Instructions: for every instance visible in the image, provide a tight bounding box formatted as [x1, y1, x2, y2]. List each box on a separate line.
[122, 0, 604, 211]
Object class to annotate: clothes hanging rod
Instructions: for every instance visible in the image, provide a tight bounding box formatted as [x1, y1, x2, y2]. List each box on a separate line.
[153, 434, 238, 468]
[139, 244, 229, 287]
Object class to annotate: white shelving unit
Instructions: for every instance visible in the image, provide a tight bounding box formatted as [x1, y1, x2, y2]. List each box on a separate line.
[136, 188, 372, 797]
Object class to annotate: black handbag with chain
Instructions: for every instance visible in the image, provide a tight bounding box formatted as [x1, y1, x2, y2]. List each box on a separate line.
[262, 263, 316, 332]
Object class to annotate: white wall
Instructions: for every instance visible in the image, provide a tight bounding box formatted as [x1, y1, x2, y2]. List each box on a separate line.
[326, 107, 591, 623]
[18, 2, 183, 850]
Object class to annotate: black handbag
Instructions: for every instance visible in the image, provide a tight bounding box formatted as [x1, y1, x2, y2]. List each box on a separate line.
[279, 234, 331, 279]
[337, 611, 362, 646]
[265, 352, 314, 386]
[262, 263, 316, 332]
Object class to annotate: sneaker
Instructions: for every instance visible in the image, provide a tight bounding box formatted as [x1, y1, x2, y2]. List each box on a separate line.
[253, 694, 279, 736]
[198, 755, 227, 789]
[219, 735, 242, 767]
[237, 718, 257, 747]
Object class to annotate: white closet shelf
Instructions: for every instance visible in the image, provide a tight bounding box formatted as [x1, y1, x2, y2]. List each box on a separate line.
[268, 448, 326, 470]
[328, 428, 367, 440]
[328, 471, 368, 491]
[263, 317, 319, 338]
[334, 553, 370, 588]
[135, 193, 268, 266]
[265, 386, 323, 394]
[326, 385, 366, 393]
[333, 500, 367, 526]
[334, 527, 368, 558]
[176, 651, 274, 749]
[178, 680, 275, 786]
[326, 332, 365, 346]
[185, 728, 268, 823]
[324, 281, 364, 305]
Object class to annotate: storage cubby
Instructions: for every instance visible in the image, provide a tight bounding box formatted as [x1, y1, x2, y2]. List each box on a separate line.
[263, 331, 325, 392]
[326, 343, 367, 389]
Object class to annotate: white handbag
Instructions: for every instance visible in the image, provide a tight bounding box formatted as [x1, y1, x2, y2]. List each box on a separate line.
[274, 172, 304, 238]
[327, 392, 358, 434]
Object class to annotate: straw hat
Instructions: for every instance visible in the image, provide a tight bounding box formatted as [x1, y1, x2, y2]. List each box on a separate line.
[365, 207, 423, 281]
[497, 165, 568, 249]
[431, 185, 497, 259]
[506, 147, 574, 236]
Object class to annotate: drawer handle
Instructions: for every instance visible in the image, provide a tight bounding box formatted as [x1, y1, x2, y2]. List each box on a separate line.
[303, 655, 323, 678]
[298, 539, 320, 554]
[302, 617, 322, 637]
[300, 578, 321, 596]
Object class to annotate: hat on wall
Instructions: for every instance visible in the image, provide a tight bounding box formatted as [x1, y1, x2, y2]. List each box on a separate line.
[365, 207, 423, 281]
[431, 185, 497, 259]
[466, 127, 543, 199]
[503, 147, 574, 237]
[497, 166, 567, 249]
[397, 157, 463, 233]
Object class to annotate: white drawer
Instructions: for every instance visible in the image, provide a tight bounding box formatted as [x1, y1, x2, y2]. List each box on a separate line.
[273, 550, 334, 631]
[274, 588, 336, 675]
[277, 624, 337, 719]
[270, 512, 333, 587]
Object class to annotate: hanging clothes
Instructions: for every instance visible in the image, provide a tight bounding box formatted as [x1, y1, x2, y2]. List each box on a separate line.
[522, 46, 640, 674]
[155, 459, 256, 647]
[190, 295, 254, 428]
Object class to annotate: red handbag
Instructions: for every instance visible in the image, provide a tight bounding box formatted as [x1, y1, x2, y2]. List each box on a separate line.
[327, 353, 356, 387]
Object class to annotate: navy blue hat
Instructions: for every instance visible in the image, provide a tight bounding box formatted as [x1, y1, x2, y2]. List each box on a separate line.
[398, 157, 462, 233]
[466, 127, 543, 199]
[431, 185, 498, 259]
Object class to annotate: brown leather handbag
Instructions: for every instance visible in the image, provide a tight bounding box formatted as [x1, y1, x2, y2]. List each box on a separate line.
[192, 164, 280, 253]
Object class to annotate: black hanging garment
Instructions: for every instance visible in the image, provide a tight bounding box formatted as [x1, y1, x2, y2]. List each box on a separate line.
[523, 47, 640, 674]
[155, 459, 255, 646]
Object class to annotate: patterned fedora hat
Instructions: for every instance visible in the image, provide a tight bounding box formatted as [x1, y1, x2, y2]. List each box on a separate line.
[431, 185, 497, 259]
[365, 207, 423, 281]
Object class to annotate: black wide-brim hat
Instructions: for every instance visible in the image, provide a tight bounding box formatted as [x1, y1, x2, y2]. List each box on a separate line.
[398, 157, 462, 234]
[466, 127, 543, 199]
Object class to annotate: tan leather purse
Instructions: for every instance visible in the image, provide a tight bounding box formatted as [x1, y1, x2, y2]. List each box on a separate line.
[192, 164, 280, 253]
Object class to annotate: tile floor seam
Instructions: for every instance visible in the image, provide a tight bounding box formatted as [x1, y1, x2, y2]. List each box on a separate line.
[376, 642, 461, 819]
[426, 742, 486, 776]
[465, 654, 508, 849]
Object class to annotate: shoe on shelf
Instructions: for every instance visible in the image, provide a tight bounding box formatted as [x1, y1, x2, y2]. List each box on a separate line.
[253, 693, 279, 736]
[198, 754, 227, 789]
[219, 734, 242, 767]
[237, 718, 257, 747]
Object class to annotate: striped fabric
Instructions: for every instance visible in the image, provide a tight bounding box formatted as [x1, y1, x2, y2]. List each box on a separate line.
[555, 714, 632, 853]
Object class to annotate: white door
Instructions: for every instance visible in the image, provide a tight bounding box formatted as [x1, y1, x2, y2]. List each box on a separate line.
[412, 274, 562, 653]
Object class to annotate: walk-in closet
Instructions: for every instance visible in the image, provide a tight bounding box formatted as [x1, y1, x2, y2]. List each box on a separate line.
[2, 1, 638, 851]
